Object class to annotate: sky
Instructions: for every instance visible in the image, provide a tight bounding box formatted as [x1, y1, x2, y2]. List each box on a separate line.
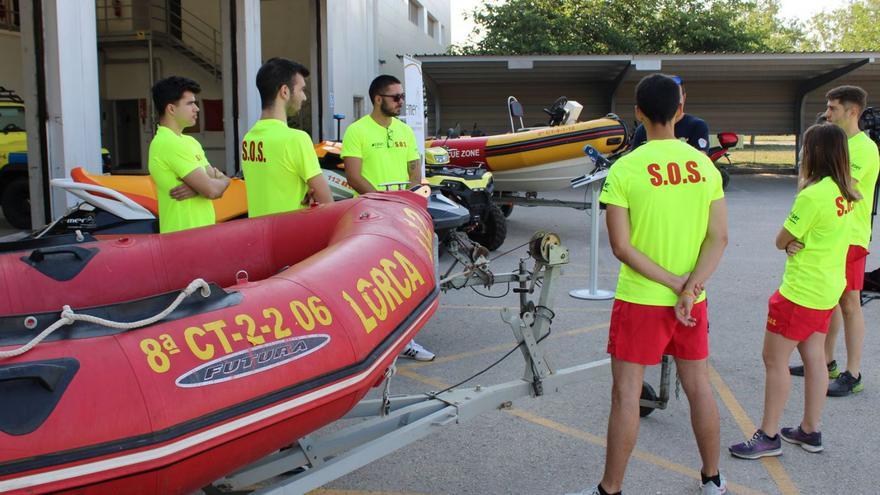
[450, 0, 849, 46]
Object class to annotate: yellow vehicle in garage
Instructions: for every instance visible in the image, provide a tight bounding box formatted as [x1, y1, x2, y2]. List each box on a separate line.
[0, 86, 110, 229]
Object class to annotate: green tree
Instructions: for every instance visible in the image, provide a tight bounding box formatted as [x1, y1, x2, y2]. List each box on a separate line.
[804, 0, 880, 51]
[449, 0, 805, 55]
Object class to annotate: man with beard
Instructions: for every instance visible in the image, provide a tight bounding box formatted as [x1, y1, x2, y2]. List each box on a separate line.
[342, 75, 433, 361]
[341, 75, 422, 194]
[242, 58, 332, 218]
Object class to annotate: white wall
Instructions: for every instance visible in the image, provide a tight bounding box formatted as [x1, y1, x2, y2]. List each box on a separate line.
[0, 30, 22, 95]
[325, 0, 378, 139]
[325, 0, 450, 139]
[375, 0, 450, 81]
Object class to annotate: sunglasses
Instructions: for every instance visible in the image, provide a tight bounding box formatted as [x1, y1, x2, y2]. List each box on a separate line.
[379, 93, 406, 103]
[386, 128, 394, 148]
[670, 75, 683, 85]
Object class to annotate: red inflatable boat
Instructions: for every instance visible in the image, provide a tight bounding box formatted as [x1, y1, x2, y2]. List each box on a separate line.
[0, 192, 438, 494]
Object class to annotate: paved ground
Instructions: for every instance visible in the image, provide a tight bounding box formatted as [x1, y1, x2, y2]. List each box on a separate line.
[308, 174, 880, 495]
[4, 176, 877, 495]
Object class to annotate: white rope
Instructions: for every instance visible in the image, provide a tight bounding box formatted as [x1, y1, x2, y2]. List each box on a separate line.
[0, 279, 212, 360]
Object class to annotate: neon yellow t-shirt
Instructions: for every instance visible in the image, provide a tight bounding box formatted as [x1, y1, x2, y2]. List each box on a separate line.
[148, 126, 215, 233]
[241, 119, 322, 218]
[780, 177, 851, 309]
[340, 115, 419, 189]
[599, 139, 724, 306]
[847, 131, 879, 248]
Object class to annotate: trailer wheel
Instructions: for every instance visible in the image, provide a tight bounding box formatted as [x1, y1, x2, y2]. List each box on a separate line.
[719, 167, 730, 190]
[1, 176, 32, 230]
[639, 382, 658, 418]
[500, 203, 514, 217]
[468, 203, 507, 251]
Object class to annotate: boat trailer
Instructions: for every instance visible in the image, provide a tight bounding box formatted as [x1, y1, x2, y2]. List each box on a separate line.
[209, 232, 674, 494]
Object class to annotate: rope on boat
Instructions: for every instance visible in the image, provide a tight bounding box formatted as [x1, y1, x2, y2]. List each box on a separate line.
[0, 279, 212, 360]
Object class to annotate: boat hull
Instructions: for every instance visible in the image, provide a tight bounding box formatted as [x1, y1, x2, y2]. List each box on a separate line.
[0, 193, 438, 495]
[428, 117, 627, 192]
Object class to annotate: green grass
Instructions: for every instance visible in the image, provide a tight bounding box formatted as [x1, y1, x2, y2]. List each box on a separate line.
[726, 135, 796, 168]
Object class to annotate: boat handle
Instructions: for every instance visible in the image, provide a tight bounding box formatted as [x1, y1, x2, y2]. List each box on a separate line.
[0, 363, 67, 391]
[27, 246, 93, 263]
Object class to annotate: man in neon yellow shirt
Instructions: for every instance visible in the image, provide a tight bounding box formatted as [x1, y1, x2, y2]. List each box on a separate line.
[148, 76, 230, 233]
[341, 75, 422, 194]
[580, 74, 728, 495]
[790, 86, 880, 396]
[341, 75, 431, 362]
[242, 58, 332, 217]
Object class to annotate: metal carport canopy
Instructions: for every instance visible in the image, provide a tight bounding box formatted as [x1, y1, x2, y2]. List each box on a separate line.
[415, 52, 880, 137]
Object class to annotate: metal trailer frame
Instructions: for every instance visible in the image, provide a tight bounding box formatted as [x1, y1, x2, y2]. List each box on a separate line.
[209, 232, 673, 494]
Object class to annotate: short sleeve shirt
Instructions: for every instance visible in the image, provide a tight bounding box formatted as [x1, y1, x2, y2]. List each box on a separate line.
[779, 177, 851, 309]
[630, 114, 711, 153]
[600, 139, 724, 306]
[847, 132, 880, 247]
[340, 115, 419, 188]
[241, 119, 322, 218]
[148, 126, 215, 233]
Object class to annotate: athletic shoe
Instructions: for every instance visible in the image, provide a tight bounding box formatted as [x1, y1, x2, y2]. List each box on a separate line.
[780, 425, 823, 453]
[564, 487, 601, 495]
[789, 360, 839, 379]
[400, 340, 435, 361]
[864, 269, 880, 292]
[827, 370, 863, 397]
[700, 473, 728, 495]
[729, 430, 782, 459]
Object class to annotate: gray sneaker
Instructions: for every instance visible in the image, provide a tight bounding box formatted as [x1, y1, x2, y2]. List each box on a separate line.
[700, 473, 728, 495]
[780, 425, 823, 453]
[729, 430, 782, 459]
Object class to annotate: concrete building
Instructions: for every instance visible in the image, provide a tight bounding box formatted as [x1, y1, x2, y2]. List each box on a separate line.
[0, 0, 450, 225]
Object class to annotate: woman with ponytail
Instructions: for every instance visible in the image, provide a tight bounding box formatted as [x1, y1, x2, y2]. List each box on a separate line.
[729, 123, 860, 460]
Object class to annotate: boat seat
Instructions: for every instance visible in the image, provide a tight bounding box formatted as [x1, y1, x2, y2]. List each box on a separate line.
[71, 168, 249, 222]
[71, 168, 159, 215]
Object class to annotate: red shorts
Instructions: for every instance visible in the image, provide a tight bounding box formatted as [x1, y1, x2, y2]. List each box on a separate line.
[845, 245, 869, 291]
[607, 299, 708, 365]
[766, 290, 833, 341]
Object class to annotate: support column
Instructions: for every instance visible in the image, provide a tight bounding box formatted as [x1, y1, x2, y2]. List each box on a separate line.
[21, 0, 102, 226]
[222, 0, 261, 175]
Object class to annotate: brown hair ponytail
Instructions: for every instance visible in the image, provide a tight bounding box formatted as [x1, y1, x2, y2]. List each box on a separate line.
[800, 123, 861, 202]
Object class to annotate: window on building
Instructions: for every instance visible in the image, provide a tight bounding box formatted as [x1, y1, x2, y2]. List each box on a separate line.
[408, 0, 421, 27]
[428, 15, 438, 39]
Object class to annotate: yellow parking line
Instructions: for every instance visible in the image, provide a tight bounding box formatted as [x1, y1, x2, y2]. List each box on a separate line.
[310, 490, 436, 495]
[708, 364, 800, 495]
[507, 409, 768, 495]
[397, 368, 767, 495]
[399, 322, 608, 370]
[396, 368, 449, 390]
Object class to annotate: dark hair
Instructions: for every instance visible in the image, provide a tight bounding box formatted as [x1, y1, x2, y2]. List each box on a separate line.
[826, 85, 868, 112]
[369, 75, 401, 103]
[635, 74, 681, 125]
[801, 123, 860, 202]
[256, 57, 310, 109]
[152, 76, 201, 117]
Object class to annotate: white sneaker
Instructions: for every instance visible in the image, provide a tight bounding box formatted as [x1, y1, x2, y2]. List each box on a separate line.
[700, 473, 727, 495]
[400, 340, 435, 361]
